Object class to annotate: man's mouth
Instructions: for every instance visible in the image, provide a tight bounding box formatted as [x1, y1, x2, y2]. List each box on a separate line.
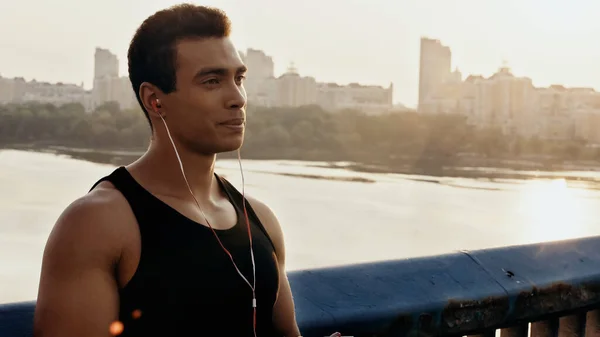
[219, 118, 245, 126]
[219, 118, 245, 131]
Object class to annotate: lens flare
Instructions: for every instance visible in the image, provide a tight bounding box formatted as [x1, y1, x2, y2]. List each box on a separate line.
[109, 321, 124, 336]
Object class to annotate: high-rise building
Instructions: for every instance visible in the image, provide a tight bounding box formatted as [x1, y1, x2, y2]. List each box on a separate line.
[475, 65, 537, 135]
[418, 37, 451, 111]
[242, 48, 274, 79]
[0, 77, 28, 103]
[0, 75, 15, 103]
[276, 64, 317, 107]
[94, 48, 119, 80]
[92, 76, 137, 111]
[240, 49, 277, 106]
[92, 47, 136, 111]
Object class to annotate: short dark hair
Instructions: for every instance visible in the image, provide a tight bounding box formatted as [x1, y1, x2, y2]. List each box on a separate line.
[127, 4, 231, 127]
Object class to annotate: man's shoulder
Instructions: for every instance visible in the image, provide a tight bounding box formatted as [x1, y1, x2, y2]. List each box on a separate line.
[47, 180, 134, 258]
[245, 195, 286, 257]
[245, 195, 278, 227]
[61, 180, 130, 226]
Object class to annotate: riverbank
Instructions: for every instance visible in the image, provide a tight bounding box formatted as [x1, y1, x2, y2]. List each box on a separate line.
[4, 143, 145, 166]
[327, 161, 600, 184]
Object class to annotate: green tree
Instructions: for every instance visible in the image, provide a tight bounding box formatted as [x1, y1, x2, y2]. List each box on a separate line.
[1, 102, 595, 173]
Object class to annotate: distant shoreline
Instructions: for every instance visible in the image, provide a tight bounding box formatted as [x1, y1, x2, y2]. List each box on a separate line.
[4, 143, 600, 185]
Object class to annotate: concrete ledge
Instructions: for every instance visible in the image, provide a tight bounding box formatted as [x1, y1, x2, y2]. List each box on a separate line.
[2, 236, 600, 337]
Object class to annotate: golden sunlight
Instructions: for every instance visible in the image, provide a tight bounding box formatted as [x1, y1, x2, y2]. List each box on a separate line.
[518, 179, 586, 243]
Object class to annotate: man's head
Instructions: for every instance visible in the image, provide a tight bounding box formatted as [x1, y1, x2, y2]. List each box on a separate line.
[128, 4, 247, 155]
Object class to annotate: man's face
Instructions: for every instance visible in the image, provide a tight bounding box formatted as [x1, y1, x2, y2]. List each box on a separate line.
[162, 37, 247, 155]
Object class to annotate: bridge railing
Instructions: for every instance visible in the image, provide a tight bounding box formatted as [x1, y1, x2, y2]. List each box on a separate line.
[1, 236, 600, 337]
[290, 235, 600, 337]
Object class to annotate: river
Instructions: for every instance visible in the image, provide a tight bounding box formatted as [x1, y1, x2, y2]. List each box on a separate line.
[2, 148, 600, 304]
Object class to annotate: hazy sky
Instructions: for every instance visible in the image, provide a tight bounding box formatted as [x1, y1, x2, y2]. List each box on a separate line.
[1, 0, 599, 107]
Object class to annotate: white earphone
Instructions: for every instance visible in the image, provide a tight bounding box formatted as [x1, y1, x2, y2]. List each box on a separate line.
[152, 98, 258, 336]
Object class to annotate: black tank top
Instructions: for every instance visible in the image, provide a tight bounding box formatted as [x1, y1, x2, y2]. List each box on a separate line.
[90, 167, 281, 337]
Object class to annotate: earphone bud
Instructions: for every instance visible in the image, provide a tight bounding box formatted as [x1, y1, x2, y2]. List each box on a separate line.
[152, 99, 161, 112]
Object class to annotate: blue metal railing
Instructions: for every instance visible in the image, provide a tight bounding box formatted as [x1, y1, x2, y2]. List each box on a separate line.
[2, 236, 600, 336]
[0, 301, 35, 337]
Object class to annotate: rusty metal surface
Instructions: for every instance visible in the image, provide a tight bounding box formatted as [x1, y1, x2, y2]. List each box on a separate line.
[289, 235, 600, 337]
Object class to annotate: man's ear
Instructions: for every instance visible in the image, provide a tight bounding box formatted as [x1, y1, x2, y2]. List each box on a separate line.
[139, 82, 164, 117]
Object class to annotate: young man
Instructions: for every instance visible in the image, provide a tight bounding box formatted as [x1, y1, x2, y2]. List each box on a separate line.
[34, 4, 338, 337]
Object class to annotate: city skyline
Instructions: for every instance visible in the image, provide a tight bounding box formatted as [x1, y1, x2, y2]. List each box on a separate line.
[5, 36, 599, 145]
[3, 38, 599, 110]
[2, 0, 600, 107]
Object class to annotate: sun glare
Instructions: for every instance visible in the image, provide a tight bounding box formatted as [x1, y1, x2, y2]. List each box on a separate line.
[518, 179, 586, 243]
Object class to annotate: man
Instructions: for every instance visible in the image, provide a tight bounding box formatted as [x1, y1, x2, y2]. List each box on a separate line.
[33, 4, 338, 337]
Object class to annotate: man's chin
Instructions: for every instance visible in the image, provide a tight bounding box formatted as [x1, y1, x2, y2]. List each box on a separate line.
[214, 139, 244, 154]
[185, 136, 244, 156]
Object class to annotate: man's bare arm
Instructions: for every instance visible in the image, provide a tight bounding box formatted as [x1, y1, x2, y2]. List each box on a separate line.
[34, 188, 126, 337]
[247, 197, 301, 337]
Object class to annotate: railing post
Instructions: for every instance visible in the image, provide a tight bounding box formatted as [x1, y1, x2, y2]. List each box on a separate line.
[586, 310, 600, 337]
[500, 325, 528, 337]
[558, 313, 586, 337]
[468, 331, 496, 337]
[531, 319, 559, 337]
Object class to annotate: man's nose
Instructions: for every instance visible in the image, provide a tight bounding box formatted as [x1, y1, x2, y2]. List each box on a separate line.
[225, 82, 247, 109]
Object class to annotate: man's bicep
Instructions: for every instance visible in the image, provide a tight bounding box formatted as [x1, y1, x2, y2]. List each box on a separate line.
[34, 200, 121, 337]
[246, 196, 300, 336]
[34, 262, 120, 337]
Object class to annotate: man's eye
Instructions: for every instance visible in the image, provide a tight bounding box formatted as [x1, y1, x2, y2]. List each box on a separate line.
[204, 78, 219, 85]
[236, 75, 246, 83]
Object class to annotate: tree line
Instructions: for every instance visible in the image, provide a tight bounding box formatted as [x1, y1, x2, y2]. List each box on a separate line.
[1, 101, 598, 172]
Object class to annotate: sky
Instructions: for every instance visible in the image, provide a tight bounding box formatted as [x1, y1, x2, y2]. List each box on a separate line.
[1, 0, 599, 108]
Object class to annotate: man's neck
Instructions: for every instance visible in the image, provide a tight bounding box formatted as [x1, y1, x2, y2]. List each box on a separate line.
[130, 140, 220, 203]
